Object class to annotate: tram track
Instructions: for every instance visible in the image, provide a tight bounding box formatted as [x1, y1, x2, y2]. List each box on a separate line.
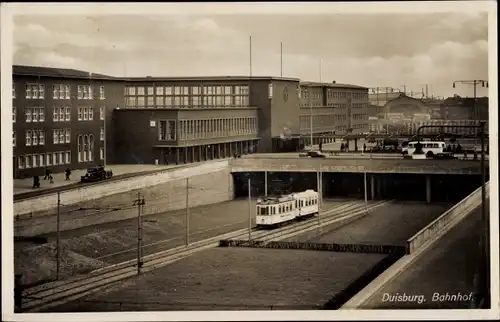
[22, 199, 391, 312]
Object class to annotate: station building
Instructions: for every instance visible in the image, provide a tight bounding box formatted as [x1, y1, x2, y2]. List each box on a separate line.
[11, 65, 370, 178]
[12, 66, 123, 179]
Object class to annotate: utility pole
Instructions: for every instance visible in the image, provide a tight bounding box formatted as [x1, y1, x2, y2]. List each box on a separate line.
[134, 192, 145, 275]
[309, 87, 313, 149]
[317, 171, 321, 226]
[364, 171, 368, 213]
[248, 178, 252, 241]
[186, 178, 190, 245]
[453, 80, 488, 123]
[56, 191, 61, 280]
[280, 42, 283, 79]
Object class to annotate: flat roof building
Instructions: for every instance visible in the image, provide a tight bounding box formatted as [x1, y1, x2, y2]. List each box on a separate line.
[11, 65, 369, 178]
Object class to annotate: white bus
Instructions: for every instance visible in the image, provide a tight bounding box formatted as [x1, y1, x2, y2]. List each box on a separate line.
[403, 141, 446, 158]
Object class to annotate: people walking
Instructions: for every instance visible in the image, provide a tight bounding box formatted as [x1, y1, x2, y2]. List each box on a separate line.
[65, 168, 71, 181]
[32, 175, 40, 189]
[44, 168, 51, 180]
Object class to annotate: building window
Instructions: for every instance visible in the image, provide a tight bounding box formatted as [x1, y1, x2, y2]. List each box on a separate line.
[77, 85, 92, 100]
[158, 120, 176, 141]
[155, 96, 164, 107]
[53, 107, 59, 122]
[18, 156, 25, 169]
[84, 106, 89, 120]
[38, 154, 45, 167]
[53, 129, 59, 144]
[100, 86, 105, 100]
[78, 107, 83, 120]
[137, 96, 145, 108]
[25, 84, 32, 99]
[88, 107, 94, 120]
[100, 127, 105, 141]
[45, 154, 51, 166]
[147, 96, 154, 107]
[65, 107, 71, 121]
[83, 135, 88, 162]
[59, 129, 65, 144]
[156, 86, 164, 96]
[13, 131, 16, 147]
[32, 154, 38, 168]
[89, 135, 94, 161]
[39, 130, 45, 145]
[100, 106, 105, 120]
[24, 155, 32, 168]
[65, 129, 71, 143]
[13, 82, 16, 98]
[53, 152, 58, 166]
[65, 151, 71, 164]
[32, 130, 38, 146]
[25, 131, 32, 146]
[100, 147, 105, 160]
[78, 135, 83, 162]
[12, 107, 16, 123]
[25, 107, 32, 122]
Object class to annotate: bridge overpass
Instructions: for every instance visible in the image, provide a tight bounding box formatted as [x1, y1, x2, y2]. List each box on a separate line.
[230, 156, 487, 175]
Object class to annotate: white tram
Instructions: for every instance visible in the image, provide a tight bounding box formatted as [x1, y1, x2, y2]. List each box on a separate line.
[255, 190, 319, 227]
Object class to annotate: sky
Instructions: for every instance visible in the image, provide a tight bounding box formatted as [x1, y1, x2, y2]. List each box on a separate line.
[11, 9, 490, 98]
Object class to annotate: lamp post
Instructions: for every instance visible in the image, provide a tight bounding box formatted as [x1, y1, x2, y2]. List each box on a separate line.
[415, 123, 489, 307]
[452, 80, 488, 123]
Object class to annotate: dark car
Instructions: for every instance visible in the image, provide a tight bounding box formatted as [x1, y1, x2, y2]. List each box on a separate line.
[307, 150, 327, 158]
[80, 166, 113, 183]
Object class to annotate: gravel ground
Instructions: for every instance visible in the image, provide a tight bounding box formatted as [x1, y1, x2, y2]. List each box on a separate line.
[15, 199, 347, 285]
[14, 243, 106, 286]
[50, 247, 386, 312]
[282, 202, 452, 246]
[362, 202, 487, 309]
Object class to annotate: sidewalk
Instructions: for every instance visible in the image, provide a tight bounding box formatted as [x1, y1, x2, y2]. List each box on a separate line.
[14, 164, 178, 195]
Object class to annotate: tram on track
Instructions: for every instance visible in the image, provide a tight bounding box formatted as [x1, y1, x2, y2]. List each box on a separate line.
[255, 190, 319, 228]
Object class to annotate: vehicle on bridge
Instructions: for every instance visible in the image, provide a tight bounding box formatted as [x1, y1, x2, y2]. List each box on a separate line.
[404, 141, 446, 158]
[80, 166, 113, 183]
[256, 190, 319, 227]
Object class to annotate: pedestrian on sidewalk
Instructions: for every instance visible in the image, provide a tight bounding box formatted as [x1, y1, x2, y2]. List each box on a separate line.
[32, 175, 40, 189]
[44, 168, 50, 180]
[65, 168, 71, 181]
[49, 173, 54, 184]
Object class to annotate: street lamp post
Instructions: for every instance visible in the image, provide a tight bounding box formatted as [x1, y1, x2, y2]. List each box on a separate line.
[415, 123, 489, 307]
[452, 80, 488, 123]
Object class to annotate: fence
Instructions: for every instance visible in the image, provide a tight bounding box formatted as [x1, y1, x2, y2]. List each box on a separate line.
[220, 240, 405, 255]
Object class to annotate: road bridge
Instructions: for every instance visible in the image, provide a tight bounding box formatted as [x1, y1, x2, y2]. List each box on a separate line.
[230, 157, 486, 175]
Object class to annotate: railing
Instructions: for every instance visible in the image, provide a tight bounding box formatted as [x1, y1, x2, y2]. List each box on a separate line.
[406, 182, 489, 254]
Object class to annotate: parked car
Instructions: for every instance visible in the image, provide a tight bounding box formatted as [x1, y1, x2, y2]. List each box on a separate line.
[307, 150, 327, 158]
[80, 166, 113, 183]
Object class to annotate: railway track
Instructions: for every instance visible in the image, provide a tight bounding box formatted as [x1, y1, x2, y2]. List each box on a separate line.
[21, 199, 391, 312]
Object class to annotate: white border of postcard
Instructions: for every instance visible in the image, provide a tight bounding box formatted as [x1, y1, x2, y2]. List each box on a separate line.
[1, 1, 499, 321]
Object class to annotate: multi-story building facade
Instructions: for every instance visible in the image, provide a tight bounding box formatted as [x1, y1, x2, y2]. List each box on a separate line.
[12, 66, 123, 179]
[11, 66, 370, 177]
[298, 81, 369, 145]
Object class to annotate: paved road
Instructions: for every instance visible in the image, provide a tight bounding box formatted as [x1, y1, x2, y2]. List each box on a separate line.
[283, 202, 452, 246]
[361, 202, 487, 309]
[26, 199, 346, 265]
[51, 247, 386, 312]
[14, 164, 178, 196]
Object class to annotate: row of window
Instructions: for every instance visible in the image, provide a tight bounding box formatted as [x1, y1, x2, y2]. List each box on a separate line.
[125, 85, 250, 97]
[352, 124, 368, 130]
[299, 114, 348, 130]
[300, 89, 369, 101]
[14, 106, 105, 123]
[15, 128, 104, 147]
[15, 83, 106, 100]
[76, 134, 101, 163]
[17, 151, 71, 169]
[352, 103, 368, 109]
[178, 117, 258, 141]
[16, 147, 105, 170]
[352, 113, 368, 120]
[125, 95, 250, 108]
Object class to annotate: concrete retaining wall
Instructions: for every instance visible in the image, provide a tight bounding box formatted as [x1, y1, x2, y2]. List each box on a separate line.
[406, 182, 490, 254]
[15, 167, 234, 236]
[14, 160, 230, 218]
